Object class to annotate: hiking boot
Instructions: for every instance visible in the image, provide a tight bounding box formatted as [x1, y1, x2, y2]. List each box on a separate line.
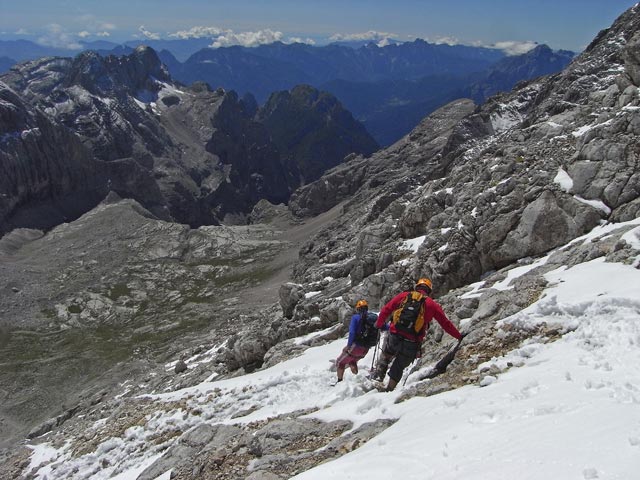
[386, 378, 398, 391]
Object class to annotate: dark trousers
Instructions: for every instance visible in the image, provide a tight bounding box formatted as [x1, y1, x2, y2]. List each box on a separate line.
[374, 333, 419, 382]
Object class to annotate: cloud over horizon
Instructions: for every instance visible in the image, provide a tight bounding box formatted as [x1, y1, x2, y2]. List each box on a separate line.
[489, 40, 539, 55]
[329, 30, 399, 47]
[210, 29, 284, 48]
[139, 25, 160, 41]
[168, 26, 314, 48]
[169, 26, 225, 39]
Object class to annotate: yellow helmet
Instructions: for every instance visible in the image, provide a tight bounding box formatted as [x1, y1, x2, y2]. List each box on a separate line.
[355, 299, 368, 310]
[416, 278, 433, 291]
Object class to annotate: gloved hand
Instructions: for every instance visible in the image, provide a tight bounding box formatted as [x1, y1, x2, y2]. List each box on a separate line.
[459, 332, 468, 342]
[345, 345, 354, 354]
[381, 322, 390, 331]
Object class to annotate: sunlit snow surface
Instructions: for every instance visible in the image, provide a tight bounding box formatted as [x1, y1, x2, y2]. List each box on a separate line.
[25, 221, 640, 480]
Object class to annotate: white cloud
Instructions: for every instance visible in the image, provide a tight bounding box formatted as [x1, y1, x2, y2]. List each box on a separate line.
[418, 36, 539, 56]
[170, 26, 314, 47]
[287, 37, 316, 45]
[490, 40, 539, 56]
[77, 31, 91, 38]
[210, 29, 284, 48]
[138, 25, 161, 41]
[431, 36, 460, 46]
[96, 31, 111, 37]
[15, 28, 31, 35]
[329, 30, 399, 44]
[169, 26, 226, 39]
[37, 24, 82, 50]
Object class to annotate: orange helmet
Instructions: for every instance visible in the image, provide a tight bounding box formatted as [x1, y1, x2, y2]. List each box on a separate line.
[355, 299, 368, 310]
[416, 278, 433, 291]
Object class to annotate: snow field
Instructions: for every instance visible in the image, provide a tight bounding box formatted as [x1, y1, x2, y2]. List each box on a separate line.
[295, 258, 640, 480]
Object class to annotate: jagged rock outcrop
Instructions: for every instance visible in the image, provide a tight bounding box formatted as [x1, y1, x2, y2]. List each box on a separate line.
[0, 81, 111, 235]
[0, 48, 376, 231]
[0, 98, 170, 236]
[258, 85, 379, 183]
[289, 98, 476, 218]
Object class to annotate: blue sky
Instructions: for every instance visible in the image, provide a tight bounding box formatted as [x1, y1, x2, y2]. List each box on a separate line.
[0, 0, 637, 52]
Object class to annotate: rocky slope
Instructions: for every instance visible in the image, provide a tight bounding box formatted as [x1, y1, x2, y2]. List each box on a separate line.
[1, 4, 639, 479]
[288, 3, 640, 306]
[0, 47, 376, 229]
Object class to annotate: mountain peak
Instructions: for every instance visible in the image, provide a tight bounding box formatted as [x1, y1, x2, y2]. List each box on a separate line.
[66, 46, 170, 96]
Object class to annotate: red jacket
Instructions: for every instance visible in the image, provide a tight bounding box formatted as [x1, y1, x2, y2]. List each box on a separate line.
[375, 290, 461, 342]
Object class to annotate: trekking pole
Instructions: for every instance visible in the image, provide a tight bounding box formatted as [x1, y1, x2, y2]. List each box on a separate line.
[369, 330, 380, 377]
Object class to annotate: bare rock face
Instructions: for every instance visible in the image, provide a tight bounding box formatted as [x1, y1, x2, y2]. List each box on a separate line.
[258, 84, 379, 184]
[279, 282, 304, 319]
[1, 48, 376, 232]
[622, 30, 640, 86]
[0, 81, 111, 235]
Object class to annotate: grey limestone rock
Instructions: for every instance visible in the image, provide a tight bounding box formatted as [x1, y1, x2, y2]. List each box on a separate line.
[279, 282, 304, 319]
[137, 424, 248, 480]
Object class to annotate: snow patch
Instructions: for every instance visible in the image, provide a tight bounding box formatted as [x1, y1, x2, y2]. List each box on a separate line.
[490, 254, 551, 291]
[402, 235, 426, 253]
[554, 167, 574, 192]
[621, 226, 640, 250]
[573, 195, 611, 215]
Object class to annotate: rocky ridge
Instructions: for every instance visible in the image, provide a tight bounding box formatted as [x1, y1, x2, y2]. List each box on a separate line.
[1, 4, 640, 479]
[0, 47, 376, 229]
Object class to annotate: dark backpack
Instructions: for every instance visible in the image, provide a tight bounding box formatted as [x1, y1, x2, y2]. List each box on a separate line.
[392, 291, 426, 335]
[355, 312, 379, 348]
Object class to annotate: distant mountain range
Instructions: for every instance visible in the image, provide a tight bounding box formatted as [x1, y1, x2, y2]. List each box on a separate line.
[165, 39, 507, 101]
[0, 38, 574, 145]
[321, 44, 575, 144]
[157, 41, 573, 145]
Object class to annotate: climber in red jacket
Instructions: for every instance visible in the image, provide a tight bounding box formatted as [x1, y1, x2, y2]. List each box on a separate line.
[372, 277, 462, 391]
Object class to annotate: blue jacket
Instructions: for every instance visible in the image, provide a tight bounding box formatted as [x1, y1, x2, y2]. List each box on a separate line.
[347, 311, 382, 347]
